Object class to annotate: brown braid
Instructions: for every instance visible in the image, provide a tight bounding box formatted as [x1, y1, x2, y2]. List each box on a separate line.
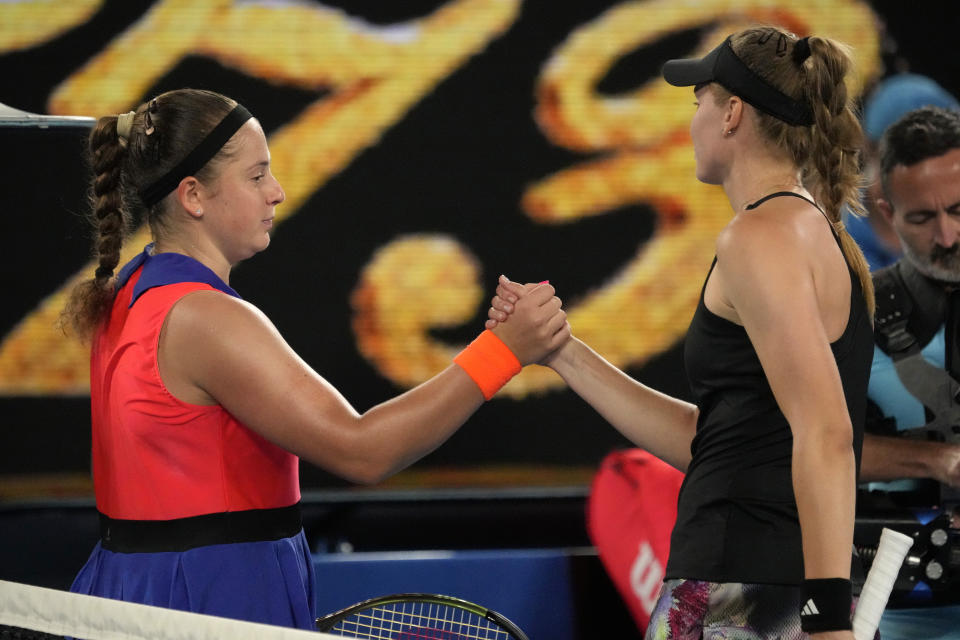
[60, 115, 131, 339]
[798, 35, 874, 316]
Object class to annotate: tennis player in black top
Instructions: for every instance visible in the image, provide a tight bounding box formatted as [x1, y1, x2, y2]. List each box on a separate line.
[488, 27, 874, 639]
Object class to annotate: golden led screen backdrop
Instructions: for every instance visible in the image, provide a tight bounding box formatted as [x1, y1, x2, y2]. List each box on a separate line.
[0, 0, 947, 491]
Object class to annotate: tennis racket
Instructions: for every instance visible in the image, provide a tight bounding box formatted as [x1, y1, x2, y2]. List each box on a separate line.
[852, 527, 914, 640]
[316, 593, 529, 640]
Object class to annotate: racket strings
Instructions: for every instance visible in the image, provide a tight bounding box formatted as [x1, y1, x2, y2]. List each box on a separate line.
[330, 601, 511, 639]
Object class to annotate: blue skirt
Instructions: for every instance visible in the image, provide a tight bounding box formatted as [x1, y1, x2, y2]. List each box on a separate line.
[70, 530, 317, 630]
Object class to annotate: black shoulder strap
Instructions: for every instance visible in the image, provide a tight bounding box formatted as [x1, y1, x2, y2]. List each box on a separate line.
[744, 191, 822, 212]
[745, 192, 844, 249]
[873, 265, 918, 358]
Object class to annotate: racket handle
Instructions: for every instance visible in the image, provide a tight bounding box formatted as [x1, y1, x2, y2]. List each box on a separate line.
[852, 527, 914, 640]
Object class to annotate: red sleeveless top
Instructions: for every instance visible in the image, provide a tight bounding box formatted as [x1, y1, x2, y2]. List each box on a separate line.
[90, 249, 299, 520]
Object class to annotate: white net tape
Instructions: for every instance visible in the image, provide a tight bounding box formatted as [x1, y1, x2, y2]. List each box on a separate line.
[0, 580, 340, 640]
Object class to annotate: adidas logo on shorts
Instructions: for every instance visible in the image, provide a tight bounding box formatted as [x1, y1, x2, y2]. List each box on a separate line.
[800, 598, 820, 616]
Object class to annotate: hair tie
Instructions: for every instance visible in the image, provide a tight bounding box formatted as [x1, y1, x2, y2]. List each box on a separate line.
[116, 111, 136, 147]
[144, 98, 158, 135]
[793, 37, 812, 66]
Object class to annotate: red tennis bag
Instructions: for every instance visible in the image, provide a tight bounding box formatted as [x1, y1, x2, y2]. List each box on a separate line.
[586, 449, 684, 633]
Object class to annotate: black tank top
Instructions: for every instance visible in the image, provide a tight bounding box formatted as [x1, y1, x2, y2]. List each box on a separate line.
[665, 192, 873, 584]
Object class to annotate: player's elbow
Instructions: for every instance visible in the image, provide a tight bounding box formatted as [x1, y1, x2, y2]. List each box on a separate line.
[670, 403, 698, 472]
[325, 446, 402, 486]
[298, 427, 401, 486]
[793, 418, 855, 459]
[312, 452, 394, 486]
[342, 461, 397, 486]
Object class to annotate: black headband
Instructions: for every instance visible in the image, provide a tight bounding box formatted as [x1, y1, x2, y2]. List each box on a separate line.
[662, 37, 814, 127]
[140, 103, 254, 207]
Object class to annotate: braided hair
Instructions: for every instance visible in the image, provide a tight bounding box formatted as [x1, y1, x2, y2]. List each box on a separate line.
[715, 26, 874, 316]
[61, 89, 238, 339]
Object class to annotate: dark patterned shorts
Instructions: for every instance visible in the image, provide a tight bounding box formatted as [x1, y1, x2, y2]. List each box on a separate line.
[644, 579, 808, 640]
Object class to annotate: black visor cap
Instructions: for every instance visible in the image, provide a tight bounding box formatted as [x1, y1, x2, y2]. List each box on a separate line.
[662, 37, 814, 127]
[662, 40, 725, 88]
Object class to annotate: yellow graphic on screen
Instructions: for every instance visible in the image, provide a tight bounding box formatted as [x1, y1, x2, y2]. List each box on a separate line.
[0, 0, 102, 53]
[0, 0, 880, 397]
[0, 0, 520, 394]
[352, 0, 880, 397]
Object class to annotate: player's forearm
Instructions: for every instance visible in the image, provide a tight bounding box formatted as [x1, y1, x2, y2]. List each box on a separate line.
[793, 427, 857, 579]
[550, 337, 696, 471]
[859, 433, 956, 484]
[321, 365, 485, 485]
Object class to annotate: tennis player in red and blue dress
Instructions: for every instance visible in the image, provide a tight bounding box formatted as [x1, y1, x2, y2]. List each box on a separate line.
[71, 247, 317, 628]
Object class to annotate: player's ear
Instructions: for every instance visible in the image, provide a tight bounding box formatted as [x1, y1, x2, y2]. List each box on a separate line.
[875, 197, 895, 227]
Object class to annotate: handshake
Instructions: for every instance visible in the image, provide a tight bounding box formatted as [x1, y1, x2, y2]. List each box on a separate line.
[480, 275, 572, 368]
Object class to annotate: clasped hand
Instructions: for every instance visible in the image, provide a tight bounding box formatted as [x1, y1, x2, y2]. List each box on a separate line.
[486, 275, 570, 366]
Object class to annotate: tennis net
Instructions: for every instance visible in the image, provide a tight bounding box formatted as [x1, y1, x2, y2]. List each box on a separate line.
[0, 579, 339, 640]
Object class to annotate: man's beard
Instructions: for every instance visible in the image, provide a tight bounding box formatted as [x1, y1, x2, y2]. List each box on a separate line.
[903, 241, 960, 283]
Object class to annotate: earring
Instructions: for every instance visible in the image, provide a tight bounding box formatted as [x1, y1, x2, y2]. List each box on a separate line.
[195, 208, 202, 214]
[725, 128, 736, 137]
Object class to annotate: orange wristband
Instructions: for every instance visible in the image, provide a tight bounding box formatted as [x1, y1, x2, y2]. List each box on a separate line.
[454, 330, 522, 400]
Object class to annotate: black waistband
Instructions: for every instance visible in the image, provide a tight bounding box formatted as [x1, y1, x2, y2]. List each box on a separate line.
[99, 503, 302, 553]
